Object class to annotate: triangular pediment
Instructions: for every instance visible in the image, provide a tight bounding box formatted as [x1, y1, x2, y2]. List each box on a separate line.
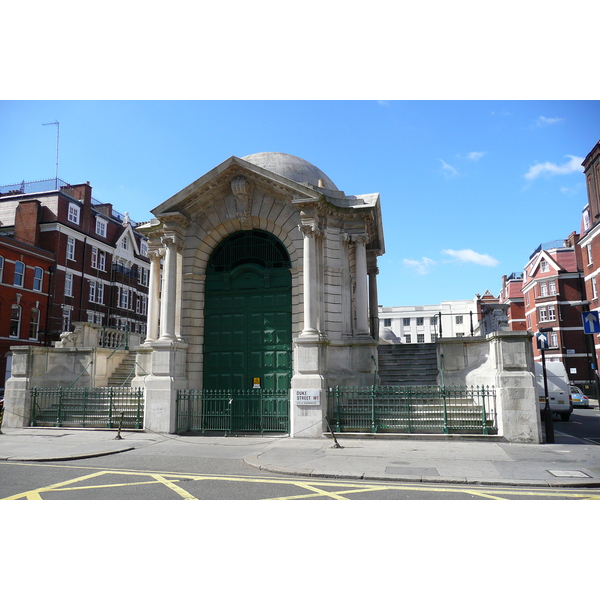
[152, 156, 319, 219]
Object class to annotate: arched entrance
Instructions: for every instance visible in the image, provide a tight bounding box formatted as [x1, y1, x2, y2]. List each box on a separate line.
[203, 230, 292, 413]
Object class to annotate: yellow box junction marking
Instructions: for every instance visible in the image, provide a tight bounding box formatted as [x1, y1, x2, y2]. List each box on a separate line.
[2, 463, 600, 501]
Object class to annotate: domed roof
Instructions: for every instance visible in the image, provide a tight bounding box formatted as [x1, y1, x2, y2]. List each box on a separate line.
[241, 152, 338, 191]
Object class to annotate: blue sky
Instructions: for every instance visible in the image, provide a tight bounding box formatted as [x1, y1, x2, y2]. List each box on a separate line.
[1, 100, 598, 307]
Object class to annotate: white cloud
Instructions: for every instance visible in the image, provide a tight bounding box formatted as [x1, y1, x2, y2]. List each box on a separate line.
[524, 155, 584, 181]
[439, 159, 458, 178]
[442, 249, 499, 267]
[467, 151, 485, 161]
[403, 257, 435, 275]
[535, 116, 564, 127]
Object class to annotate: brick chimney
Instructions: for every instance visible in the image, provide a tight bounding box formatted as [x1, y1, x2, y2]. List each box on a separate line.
[14, 199, 41, 246]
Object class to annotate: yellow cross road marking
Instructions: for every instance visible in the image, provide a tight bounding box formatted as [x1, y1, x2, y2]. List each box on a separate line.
[150, 474, 198, 500]
[2, 462, 600, 500]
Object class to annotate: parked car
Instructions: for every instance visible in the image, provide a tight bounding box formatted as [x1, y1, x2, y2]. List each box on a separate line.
[570, 386, 590, 408]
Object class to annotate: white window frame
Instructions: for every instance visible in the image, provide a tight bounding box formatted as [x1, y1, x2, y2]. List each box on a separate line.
[68, 203, 80, 224]
[10, 304, 22, 338]
[550, 331, 558, 348]
[66, 236, 75, 261]
[62, 307, 72, 332]
[405, 334, 412, 343]
[33, 266, 43, 291]
[593, 277, 598, 300]
[539, 306, 548, 321]
[548, 306, 556, 321]
[587, 244, 593, 265]
[89, 280, 97, 303]
[14, 260, 24, 287]
[29, 307, 40, 340]
[540, 281, 548, 296]
[540, 260, 549, 273]
[98, 250, 106, 271]
[97, 282, 104, 305]
[548, 280, 557, 295]
[65, 273, 73, 297]
[417, 333, 425, 343]
[95, 217, 108, 237]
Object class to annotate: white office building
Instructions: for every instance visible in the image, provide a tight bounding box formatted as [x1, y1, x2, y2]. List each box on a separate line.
[379, 299, 478, 344]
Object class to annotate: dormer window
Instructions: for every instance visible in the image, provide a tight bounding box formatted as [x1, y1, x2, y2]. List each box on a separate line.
[68, 203, 81, 225]
[95, 217, 108, 237]
[122, 237, 129, 250]
[540, 260, 549, 273]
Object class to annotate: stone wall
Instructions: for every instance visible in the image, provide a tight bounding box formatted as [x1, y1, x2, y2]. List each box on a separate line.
[438, 330, 542, 443]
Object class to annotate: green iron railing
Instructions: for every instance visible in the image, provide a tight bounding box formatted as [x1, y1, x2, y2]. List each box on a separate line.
[176, 389, 290, 434]
[328, 385, 497, 434]
[30, 387, 144, 429]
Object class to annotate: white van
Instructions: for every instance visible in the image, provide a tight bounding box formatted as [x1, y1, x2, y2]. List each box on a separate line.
[534, 361, 573, 421]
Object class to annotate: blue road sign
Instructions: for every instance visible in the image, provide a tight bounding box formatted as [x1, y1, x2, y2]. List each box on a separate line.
[536, 332, 549, 349]
[582, 311, 600, 334]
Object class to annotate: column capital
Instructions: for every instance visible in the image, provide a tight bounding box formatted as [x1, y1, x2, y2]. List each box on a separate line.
[299, 223, 323, 237]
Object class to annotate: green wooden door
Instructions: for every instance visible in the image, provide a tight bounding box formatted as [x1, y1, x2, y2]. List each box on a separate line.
[204, 264, 292, 392]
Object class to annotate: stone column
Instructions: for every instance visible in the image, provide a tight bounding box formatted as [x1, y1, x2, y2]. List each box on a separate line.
[299, 223, 319, 336]
[353, 234, 369, 335]
[159, 236, 178, 341]
[368, 261, 379, 341]
[145, 249, 162, 343]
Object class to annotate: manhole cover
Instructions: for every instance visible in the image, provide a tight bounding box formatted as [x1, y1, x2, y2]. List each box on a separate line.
[547, 470, 591, 478]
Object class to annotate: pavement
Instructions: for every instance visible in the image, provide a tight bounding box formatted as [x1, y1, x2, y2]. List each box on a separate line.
[2, 417, 600, 488]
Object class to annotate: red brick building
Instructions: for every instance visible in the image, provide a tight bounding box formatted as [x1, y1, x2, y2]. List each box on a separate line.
[0, 179, 150, 391]
[576, 140, 600, 391]
[0, 229, 54, 390]
[521, 234, 593, 389]
[498, 272, 526, 331]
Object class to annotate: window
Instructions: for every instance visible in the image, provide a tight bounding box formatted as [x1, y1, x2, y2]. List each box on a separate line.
[431, 315, 438, 326]
[140, 241, 148, 256]
[540, 260, 549, 273]
[121, 237, 129, 250]
[417, 334, 425, 343]
[549, 280, 557, 295]
[14, 260, 24, 287]
[97, 282, 104, 305]
[593, 277, 598, 300]
[91, 248, 106, 271]
[587, 244, 593, 265]
[540, 282, 548, 296]
[141, 296, 147, 315]
[66, 237, 75, 260]
[0, 255, 4, 282]
[62, 308, 71, 332]
[33, 266, 43, 291]
[89, 280, 97, 302]
[383, 318, 392, 327]
[417, 317, 424, 326]
[10, 304, 21, 337]
[68, 203, 80, 224]
[539, 306, 548, 321]
[405, 334, 412, 343]
[95, 217, 107, 237]
[65, 273, 73, 297]
[29, 308, 40, 340]
[548, 306, 556, 321]
[550, 332, 558, 348]
[455, 315, 463, 325]
[403, 318, 410, 326]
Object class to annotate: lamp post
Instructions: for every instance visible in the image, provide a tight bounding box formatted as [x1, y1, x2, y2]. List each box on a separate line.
[537, 327, 554, 444]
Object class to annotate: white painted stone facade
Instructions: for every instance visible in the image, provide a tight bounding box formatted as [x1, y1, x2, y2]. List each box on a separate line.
[132, 153, 385, 436]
